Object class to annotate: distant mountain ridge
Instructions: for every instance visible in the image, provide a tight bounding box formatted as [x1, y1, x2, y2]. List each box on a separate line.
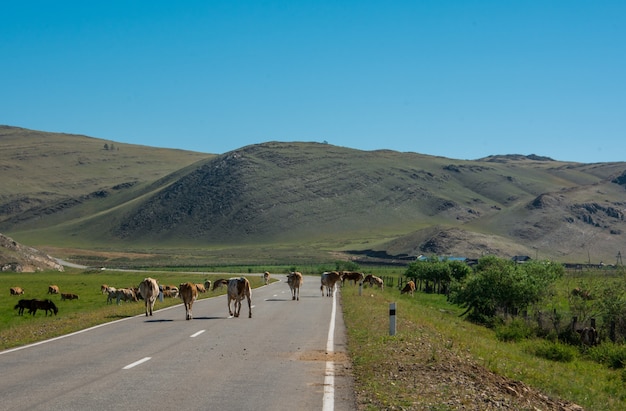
[1, 126, 626, 264]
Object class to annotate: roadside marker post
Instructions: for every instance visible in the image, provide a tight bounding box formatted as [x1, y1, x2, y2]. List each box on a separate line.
[389, 302, 396, 336]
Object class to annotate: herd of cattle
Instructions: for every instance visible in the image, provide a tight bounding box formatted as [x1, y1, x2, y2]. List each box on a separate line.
[9, 270, 412, 321]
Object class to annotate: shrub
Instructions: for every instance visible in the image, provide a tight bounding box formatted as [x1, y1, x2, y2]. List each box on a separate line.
[587, 343, 626, 369]
[529, 341, 577, 362]
[495, 318, 534, 342]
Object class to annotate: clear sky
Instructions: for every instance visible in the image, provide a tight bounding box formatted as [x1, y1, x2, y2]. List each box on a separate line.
[2, 1, 625, 163]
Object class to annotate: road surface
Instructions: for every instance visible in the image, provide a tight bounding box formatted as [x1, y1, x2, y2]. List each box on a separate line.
[0, 276, 356, 410]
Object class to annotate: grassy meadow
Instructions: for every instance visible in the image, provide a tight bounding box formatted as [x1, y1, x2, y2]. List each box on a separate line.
[0, 268, 266, 350]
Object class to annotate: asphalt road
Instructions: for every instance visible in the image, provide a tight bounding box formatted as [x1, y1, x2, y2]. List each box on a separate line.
[0, 276, 356, 411]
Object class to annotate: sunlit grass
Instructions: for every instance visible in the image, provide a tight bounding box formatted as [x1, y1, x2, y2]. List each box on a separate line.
[0, 268, 266, 350]
[342, 284, 626, 411]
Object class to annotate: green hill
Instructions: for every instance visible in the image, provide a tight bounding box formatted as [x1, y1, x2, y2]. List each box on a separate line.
[2, 126, 625, 265]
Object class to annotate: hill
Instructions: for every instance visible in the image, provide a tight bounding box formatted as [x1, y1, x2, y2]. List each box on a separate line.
[1, 126, 626, 265]
[0, 233, 64, 272]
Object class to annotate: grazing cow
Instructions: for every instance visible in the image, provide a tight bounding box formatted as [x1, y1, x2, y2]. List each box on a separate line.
[400, 280, 416, 296]
[29, 299, 58, 316]
[105, 287, 117, 304]
[364, 274, 384, 290]
[263, 271, 270, 285]
[61, 293, 79, 301]
[10, 287, 24, 296]
[161, 285, 179, 298]
[195, 283, 207, 294]
[48, 285, 60, 294]
[162, 286, 179, 298]
[212, 279, 229, 291]
[341, 271, 364, 286]
[138, 277, 160, 316]
[179, 282, 198, 320]
[116, 288, 137, 304]
[287, 271, 303, 301]
[14, 299, 34, 315]
[204, 280, 212, 292]
[320, 271, 342, 297]
[225, 277, 252, 318]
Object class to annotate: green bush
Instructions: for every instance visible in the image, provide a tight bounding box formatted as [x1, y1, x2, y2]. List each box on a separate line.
[587, 342, 626, 369]
[495, 318, 534, 342]
[529, 341, 577, 362]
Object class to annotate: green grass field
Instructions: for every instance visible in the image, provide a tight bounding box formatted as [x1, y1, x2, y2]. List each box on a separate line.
[0, 268, 266, 350]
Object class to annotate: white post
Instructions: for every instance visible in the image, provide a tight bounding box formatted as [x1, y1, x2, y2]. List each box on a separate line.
[358, 281, 363, 296]
[389, 302, 396, 336]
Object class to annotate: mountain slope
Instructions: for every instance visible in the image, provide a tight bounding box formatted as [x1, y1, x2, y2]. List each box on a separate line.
[0, 125, 212, 224]
[1, 127, 625, 263]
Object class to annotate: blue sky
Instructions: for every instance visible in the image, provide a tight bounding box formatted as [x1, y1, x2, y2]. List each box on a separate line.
[2, 1, 624, 163]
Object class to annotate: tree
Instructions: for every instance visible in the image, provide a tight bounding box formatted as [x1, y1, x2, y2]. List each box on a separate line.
[405, 258, 469, 294]
[449, 256, 563, 324]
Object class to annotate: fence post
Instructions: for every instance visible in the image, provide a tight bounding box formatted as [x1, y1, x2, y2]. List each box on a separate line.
[610, 321, 616, 342]
[358, 281, 363, 296]
[389, 302, 396, 336]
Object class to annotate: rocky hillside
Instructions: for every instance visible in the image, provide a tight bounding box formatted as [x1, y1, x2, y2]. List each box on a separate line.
[0, 233, 64, 272]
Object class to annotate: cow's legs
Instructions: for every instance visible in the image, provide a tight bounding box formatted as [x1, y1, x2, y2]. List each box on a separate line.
[245, 294, 252, 318]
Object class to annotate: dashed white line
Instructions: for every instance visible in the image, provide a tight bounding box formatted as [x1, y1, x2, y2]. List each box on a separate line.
[123, 357, 151, 370]
[190, 330, 205, 338]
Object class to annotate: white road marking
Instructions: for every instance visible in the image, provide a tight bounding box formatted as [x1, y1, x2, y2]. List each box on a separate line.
[123, 357, 151, 370]
[190, 330, 205, 338]
[323, 288, 337, 411]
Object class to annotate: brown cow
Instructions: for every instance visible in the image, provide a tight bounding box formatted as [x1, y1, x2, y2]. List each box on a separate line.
[195, 283, 207, 294]
[162, 287, 179, 298]
[100, 284, 109, 294]
[116, 288, 137, 304]
[179, 282, 198, 320]
[225, 277, 252, 318]
[212, 278, 229, 291]
[400, 280, 416, 296]
[10, 287, 24, 295]
[321, 271, 342, 297]
[263, 271, 270, 285]
[48, 285, 60, 294]
[287, 271, 303, 301]
[364, 274, 384, 290]
[341, 271, 364, 286]
[61, 293, 79, 301]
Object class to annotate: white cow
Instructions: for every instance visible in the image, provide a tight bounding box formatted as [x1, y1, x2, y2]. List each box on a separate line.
[138, 277, 159, 316]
